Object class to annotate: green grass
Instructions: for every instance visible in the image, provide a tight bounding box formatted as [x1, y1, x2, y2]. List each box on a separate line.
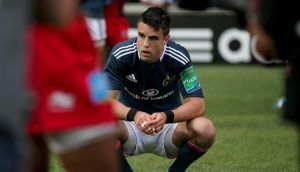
[50, 65, 299, 172]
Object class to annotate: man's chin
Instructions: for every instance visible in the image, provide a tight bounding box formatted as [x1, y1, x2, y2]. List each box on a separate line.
[140, 56, 153, 63]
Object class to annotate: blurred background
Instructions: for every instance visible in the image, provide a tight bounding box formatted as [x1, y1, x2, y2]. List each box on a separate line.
[49, 1, 299, 171]
[1, 0, 298, 171]
[125, 0, 280, 65]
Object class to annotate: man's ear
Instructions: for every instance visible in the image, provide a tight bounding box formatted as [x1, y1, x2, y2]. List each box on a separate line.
[164, 35, 170, 45]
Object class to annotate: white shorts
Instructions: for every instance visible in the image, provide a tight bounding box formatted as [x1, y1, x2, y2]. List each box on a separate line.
[44, 123, 116, 154]
[84, 17, 107, 47]
[123, 121, 179, 158]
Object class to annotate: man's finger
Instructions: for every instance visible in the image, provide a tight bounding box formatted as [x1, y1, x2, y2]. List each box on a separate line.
[141, 121, 148, 128]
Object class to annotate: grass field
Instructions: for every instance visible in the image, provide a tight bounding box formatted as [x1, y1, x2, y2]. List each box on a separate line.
[50, 64, 299, 172]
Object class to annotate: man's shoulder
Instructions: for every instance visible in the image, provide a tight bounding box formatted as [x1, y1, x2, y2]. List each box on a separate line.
[110, 38, 137, 60]
[164, 40, 191, 66]
[167, 40, 188, 51]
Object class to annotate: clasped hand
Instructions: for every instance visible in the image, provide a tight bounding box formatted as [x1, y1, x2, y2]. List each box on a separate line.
[134, 111, 167, 136]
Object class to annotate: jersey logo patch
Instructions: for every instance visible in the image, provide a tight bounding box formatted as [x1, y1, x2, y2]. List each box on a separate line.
[125, 74, 138, 83]
[142, 89, 159, 97]
[87, 71, 110, 104]
[180, 66, 201, 93]
[163, 75, 176, 86]
[48, 91, 75, 112]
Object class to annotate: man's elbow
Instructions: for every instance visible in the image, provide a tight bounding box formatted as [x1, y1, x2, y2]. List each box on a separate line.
[195, 99, 205, 117]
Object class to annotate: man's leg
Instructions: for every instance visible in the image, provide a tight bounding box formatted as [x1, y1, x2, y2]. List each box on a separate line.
[118, 121, 134, 172]
[169, 116, 216, 172]
[39, 124, 120, 172]
[119, 146, 134, 172]
[29, 135, 50, 172]
[59, 134, 119, 172]
[84, 17, 107, 65]
[0, 130, 22, 172]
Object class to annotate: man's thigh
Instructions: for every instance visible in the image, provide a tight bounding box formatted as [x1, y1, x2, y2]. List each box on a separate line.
[172, 121, 189, 147]
[45, 124, 116, 153]
[172, 116, 215, 147]
[121, 121, 179, 158]
[45, 124, 119, 172]
[59, 134, 119, 172]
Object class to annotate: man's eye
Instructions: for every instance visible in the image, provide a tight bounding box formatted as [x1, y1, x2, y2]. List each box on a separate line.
[138, 34, 145, 38]
[149, 37, 159, 41]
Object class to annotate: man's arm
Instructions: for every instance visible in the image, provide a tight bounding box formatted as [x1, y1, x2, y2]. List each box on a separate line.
[109, 90, 131, 120]
[109, 90, 155, 134]
[151, 97, 205, 124]
[34, 0, 79, 27]
[172, 97, 205, 122]
[149, 97, 205, 135]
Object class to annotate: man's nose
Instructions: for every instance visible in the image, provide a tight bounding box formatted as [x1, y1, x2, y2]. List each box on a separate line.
[143, 38, 150, 47]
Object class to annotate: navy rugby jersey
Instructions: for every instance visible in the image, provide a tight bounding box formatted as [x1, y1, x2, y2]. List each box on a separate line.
[104, 38, 204, 114]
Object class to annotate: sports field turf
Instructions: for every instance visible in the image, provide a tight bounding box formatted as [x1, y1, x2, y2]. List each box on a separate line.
[50, 64, 299, 172]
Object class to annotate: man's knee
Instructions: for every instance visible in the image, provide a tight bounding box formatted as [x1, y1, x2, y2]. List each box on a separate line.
[188, 117, 216, 148]
[117, 121, 129, 143]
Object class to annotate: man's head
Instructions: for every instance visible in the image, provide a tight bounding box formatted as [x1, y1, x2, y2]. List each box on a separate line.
[136, 7, 171, 63]
[137, 6, 171, 36]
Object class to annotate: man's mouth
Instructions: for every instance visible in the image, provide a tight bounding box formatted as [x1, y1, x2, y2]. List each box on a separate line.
[142, 50, 150, 56]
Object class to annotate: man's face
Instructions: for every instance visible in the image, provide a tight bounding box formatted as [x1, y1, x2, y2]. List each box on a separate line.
[137, 22, 169, 63]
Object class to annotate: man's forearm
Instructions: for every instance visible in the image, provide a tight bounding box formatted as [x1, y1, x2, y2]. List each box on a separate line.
[172, 97, 205, 122]
[110, 99, 131, 120]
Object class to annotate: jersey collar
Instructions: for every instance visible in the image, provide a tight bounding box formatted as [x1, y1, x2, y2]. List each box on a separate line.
[160, 45, 166, 62]
[137, 45, 166, 62]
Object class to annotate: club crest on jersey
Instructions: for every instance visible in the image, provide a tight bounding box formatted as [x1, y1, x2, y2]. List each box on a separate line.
[142, 89, 159, 97]
[163, 75, 176, 86]
[180, 66, 201, 93]
[125, 74, 138, 83]
[48, 90, 75, 112]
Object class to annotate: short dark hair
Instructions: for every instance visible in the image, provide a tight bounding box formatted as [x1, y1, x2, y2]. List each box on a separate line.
[137, 7, 171, 35]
